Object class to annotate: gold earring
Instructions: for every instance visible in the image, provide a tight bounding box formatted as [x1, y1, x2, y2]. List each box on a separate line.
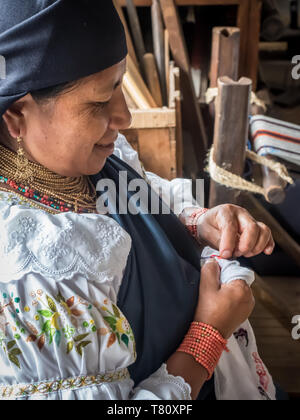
[14, 136, 34, 184]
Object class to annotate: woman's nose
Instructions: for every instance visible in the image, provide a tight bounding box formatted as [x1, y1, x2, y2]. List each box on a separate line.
[108, 89, 132, 131]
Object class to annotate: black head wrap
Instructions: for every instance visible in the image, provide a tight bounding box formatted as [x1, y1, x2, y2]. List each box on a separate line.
[0, 0, 127, 117]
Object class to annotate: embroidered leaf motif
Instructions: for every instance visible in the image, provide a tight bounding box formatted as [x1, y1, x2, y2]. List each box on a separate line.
[66, 297, 74, 308]
[71, 309, 83, 317]
[116, 332, 121, 344]
[73, 333, 89, 343]
[112, 304, 121, 318]
[41, 320, 51, 334]
[7, 340, 16, 350]
[121, 334, 129, 348]
[26, 334, 37, 343]
[38, 310, 53, 318]
[10, 348, 22, 356]
[76, 341, 91, 357]
[107, 333, 116, 348]
[38, 334, 45, 351]
[55, 330, 61, 347]
[46, 296, 57, 313]
[103, 316, 117, 331]
[51, 313, 60, 330]
[56, 293, 65, 303]
[8, 353, 20, 369]
[67, 341, 74, 354]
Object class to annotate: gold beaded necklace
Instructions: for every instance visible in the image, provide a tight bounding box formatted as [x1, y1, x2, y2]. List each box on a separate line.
[0, 144, 97, 213]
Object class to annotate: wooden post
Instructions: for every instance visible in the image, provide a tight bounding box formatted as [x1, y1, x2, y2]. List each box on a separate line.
[210, 27, 241, 88]
[209, 76, 252, 208]
[208, 27, 241, 139]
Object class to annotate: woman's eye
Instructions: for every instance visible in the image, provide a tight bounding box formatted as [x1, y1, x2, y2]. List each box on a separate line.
[95, 100, 110, 109]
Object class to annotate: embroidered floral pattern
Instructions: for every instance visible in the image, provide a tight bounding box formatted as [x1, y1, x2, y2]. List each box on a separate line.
[0, 368, 130, 400]
[0, 292, 24, 368]
[252, 352, 270, 392]
[99, 300, 136, 358]
[0, 193, 131, 284]
[39, 220, 74, 263]
[26, 289, 98, 356]
[96, 222, 127, 259]
[0, 287, 136, 369]
[5, 340, 22, 369]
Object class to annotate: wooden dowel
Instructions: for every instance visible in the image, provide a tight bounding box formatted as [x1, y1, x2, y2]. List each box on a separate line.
[123, 72, 152, 110]
[165, 29, 170, 102]
[113, 0, 139, 69]
[152, 0, 168, 106]
[127, 55, 158, 108]
[143, 53, 163, 108]
[122, 85, 138, 109]
[209, 76, 252, 208]
[250, 91, 287, 205]
[125, 0, 147, 80]
[262, 156, 287, 204]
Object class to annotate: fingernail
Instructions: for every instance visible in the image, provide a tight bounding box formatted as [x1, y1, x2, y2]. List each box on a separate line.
[221, 250, 231, 259]
[204, 258, 216, 264]
[265, 246, 273, 255]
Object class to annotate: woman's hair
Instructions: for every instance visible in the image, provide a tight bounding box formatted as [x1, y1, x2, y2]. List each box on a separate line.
[0, 79, 79, 140]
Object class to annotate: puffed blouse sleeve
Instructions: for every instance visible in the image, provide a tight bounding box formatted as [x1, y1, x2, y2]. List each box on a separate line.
[0, 197, 191, 400]
[114, 133, 202, 216]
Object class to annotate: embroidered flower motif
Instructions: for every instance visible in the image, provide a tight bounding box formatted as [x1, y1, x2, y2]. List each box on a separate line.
[100, 300, 135, 355]
[96, 222, 127, 259]
[252, 352, 270, 392]
[5, 216, 37, 254]
[18, 216, 36, 234]
[39, 220, 74, 263]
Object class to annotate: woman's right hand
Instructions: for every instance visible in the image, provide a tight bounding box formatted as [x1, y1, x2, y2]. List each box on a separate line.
[194, 259, 255, 339]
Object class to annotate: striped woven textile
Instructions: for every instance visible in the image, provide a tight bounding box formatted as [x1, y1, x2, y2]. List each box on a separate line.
[250, 115, 300, 167]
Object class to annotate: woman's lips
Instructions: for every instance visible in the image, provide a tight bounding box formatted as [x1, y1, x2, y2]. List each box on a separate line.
[94, 142, 115, 155]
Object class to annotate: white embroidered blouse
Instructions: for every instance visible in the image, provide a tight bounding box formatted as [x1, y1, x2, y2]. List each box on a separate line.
[0, 133, 276, 400]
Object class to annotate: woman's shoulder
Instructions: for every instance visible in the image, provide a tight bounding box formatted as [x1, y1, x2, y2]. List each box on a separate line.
[0, 191, 132, 284]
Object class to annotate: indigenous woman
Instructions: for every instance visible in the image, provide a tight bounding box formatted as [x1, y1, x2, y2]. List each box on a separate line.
[0, 0, 277, 400]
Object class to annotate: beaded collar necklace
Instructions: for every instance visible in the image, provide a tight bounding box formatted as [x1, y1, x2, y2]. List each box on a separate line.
[0, 145, 97, 214]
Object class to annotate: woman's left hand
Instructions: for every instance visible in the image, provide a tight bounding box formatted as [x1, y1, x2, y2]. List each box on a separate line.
[195, 204, 275, 259]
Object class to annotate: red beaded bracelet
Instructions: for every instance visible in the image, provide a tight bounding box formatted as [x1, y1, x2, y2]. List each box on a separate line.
[186, 208, 209, 239]
[177, 322, 229, 380]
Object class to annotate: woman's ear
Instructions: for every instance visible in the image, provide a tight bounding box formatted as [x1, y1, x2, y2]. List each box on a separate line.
[1, 96, 29, 139]
[2, 105, 23, 138]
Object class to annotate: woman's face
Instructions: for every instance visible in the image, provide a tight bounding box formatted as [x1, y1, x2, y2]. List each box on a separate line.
[2, 58, 131, 176]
